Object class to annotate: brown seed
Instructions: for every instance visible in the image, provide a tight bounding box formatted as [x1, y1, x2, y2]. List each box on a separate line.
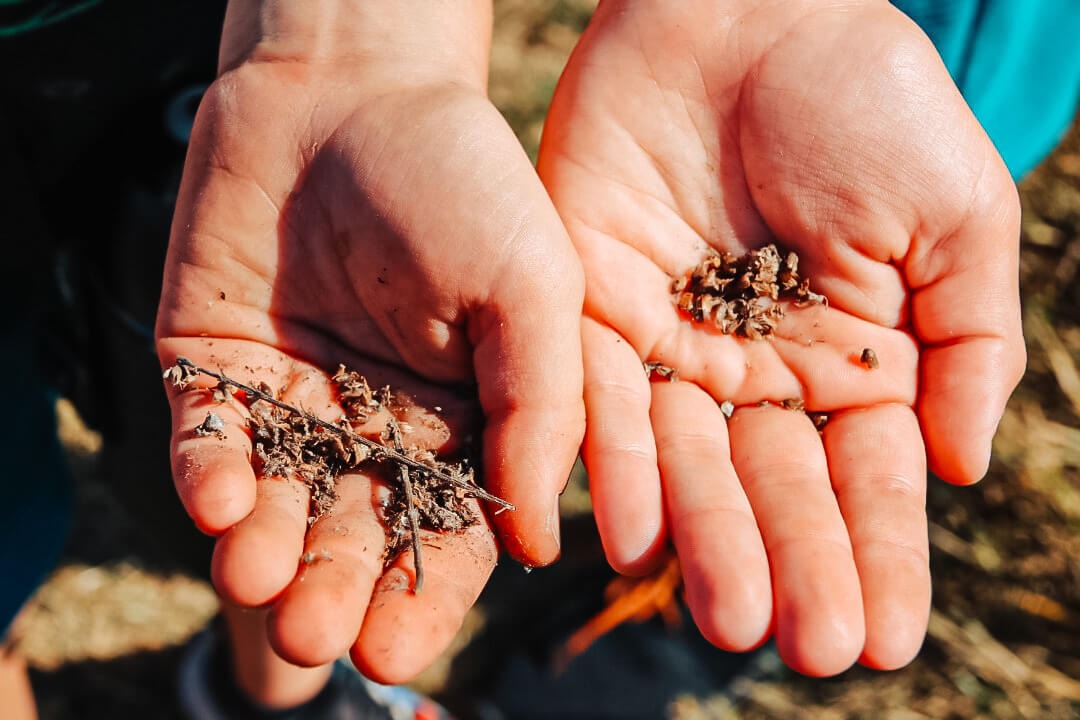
[644, 361, 679, 382]
[860, 348, 880, 370]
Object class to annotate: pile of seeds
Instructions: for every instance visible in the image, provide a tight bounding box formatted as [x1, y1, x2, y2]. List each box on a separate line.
[672, 243, 825, 339]
[664, 243, 843, 431]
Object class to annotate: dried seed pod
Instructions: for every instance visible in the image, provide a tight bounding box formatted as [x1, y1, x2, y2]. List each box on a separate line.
[194, 412, 226, 439]
[163, 360, 200, 389]
[212, 381, 232, 403]
[644, 361, 680, 382]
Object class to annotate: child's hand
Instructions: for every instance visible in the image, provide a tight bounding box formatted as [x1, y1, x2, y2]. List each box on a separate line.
[156, 0, 584, 683]
[539, 0, 1024, 676]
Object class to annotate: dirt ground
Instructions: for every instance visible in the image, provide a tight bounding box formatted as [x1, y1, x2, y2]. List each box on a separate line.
[11, 2, 1080, 718]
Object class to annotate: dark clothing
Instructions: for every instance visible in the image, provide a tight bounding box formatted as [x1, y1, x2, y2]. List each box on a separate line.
[1, 0, 225, 632]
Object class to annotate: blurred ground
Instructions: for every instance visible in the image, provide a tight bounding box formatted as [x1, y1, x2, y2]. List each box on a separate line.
[11, 1, 1080, 718]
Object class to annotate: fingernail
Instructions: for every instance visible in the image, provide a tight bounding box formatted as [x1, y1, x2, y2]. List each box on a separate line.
[549, 494, 562, 550]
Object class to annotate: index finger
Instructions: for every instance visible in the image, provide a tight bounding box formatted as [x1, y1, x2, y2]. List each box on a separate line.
[471, 241, 587, 567]
[157, 338, 332, 534]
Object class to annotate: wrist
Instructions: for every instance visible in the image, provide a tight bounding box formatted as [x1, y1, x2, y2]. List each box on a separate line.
[219, 0, 493, 89]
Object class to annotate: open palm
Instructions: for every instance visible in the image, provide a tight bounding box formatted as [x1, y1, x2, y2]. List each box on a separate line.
[157, 57, 584, 683]
[539, 0, 1024, 675]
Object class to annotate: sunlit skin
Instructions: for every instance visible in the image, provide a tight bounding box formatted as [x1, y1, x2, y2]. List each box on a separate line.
[156, 1, 584, 684]
[538, 0, 1025, 676]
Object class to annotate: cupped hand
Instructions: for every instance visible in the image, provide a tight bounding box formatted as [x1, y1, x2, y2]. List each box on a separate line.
[538, 0, 1024, 675]
[156, 6, 584, 683]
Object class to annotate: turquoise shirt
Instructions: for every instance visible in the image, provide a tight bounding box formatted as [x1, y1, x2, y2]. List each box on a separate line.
[0, 0, 102, 37]
[892, 0, 1080, 179]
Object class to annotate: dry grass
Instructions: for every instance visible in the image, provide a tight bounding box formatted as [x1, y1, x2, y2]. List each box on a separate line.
[489, 0, 596, 159]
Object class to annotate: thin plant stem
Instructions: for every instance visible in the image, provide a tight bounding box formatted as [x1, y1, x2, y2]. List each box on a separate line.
[387, 415, 425, 593]
[173, 357, 513, 511]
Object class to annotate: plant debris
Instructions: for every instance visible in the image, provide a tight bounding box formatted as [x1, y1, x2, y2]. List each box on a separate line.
[164, 358, 513, 592]
[672, 243, 826, 339]
[670, 245, 833, 430]
[193, 412, 226, 439]
[779, 398, 830, 432]
[644, 361, 680, 382]
[554, 552, 683, 674]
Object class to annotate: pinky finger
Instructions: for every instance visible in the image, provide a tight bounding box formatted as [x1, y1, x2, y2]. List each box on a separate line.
[824, 404, 930, 669]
